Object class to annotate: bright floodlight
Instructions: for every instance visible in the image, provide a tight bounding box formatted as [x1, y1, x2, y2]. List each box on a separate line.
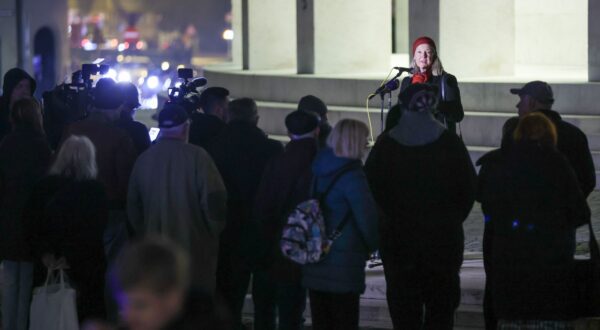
[105, 69, 118, 80]
[161, 61, 170, 71]
[222, 29, 234, 41]
[118, 70, 132, 83]
[147, 76, 160, 89]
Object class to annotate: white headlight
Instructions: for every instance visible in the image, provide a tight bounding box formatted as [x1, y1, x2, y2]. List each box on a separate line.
[118, 70, 132, 83]
[147, 76, 160, 89]
[104, 69, 118, 80]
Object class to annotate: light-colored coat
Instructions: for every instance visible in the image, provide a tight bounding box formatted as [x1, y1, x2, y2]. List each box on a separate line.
[127, 138, 227, 293]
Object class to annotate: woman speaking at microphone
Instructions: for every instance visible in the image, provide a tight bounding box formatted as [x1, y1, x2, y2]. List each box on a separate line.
[386, 36, 464, 134]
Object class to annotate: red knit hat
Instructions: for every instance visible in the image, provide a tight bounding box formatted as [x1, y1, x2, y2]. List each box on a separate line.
[412, 36, 437, 55]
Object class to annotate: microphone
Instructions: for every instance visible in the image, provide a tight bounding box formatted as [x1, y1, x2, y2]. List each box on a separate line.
[393, 67, 413, 73]
[369, 79, 400, 100]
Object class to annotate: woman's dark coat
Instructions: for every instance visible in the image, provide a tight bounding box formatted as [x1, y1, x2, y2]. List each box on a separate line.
[477, 142, 590, 320]
[386, 72, 464, 133]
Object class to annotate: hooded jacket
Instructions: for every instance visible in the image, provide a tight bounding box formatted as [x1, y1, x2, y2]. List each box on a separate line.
[302, 148, 379, 294]
[365, 111, 476, 270]
[0, 68, 37, 142]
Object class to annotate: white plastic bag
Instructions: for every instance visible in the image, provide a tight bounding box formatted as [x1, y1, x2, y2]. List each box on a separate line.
[29, 269, 79, 330]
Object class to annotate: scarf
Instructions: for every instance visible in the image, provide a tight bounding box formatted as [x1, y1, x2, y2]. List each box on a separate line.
[411, 70, 431, 84]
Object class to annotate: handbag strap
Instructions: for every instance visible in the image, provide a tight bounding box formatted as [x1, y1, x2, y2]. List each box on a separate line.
[587, 220, 600, 260]
[311, 161, 360, 240]
[311, 161, 360, 200]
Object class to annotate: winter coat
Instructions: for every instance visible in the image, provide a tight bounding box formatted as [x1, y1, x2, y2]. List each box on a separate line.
[386, 72, 464, 133]
[0, 128, 51, 261]
[0, 68, 37, 142]
[365, 113, 476, 270]
[302, 148, 379, 294]
[24, 175, 108, 321]
[127, 138, 227, 293]
[205, 120, 284, 256]
[253, 137, 318, 282]
[63, 112, 137, 209]
[503, 109, 596, 197]
[188, 112, 226, 150]
[477, 142, 590, 320]
[116, 113, 151, 155]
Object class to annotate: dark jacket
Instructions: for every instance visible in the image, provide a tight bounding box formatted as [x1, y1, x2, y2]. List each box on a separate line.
[302, 148, 379, 294]
[0, 128, 51, 261]
[0, 68, 37, 142]
[365, 128, 476, 270]
[117, 113, 151, 155]
[206, 120, 284, 254]
[253, 137, 318, 281]
[189, 112, 226, 150]
[63, 112, 137, 209]
[386, 72, 464, 134]
[504, 109, 596, 197]
[25, 175, 109, 321]
[477, 142, 589, 320]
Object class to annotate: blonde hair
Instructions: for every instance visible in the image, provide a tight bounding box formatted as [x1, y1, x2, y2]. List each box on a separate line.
[50, 135, 99, 180]
[10, 98, 44, 135]
[410, 51, 444, 76]
[513, 113, 557, 147]
[327, 119, 370, 159]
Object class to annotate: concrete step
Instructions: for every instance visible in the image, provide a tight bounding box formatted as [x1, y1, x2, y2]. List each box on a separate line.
[205, 67, 600, 116]
[241, 260, 486, 329]
[256, 101, 600, 152]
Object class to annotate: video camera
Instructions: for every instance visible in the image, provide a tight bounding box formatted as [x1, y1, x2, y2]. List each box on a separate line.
[42, 63, 110, 149]
[167, 68, 208, 114]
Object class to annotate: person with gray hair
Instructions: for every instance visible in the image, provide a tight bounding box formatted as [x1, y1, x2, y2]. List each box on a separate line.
[127, 103, 227, 295]
[365, 83, 476, 330]
[25, 134, 109, 322]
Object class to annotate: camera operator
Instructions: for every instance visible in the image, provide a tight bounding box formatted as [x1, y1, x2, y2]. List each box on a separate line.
[188, 87, 229, 150]
[0, 68, 37, 142]
[61, 77, 137, 321]
[116, 82, 151, 155]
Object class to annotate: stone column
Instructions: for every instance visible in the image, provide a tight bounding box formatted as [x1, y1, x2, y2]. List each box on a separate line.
[242, 0, 296, 71]
[394, 0, 409, 54]
[589, 0, 600, 81]
[231, 0, 243, 67]
[297, 0, 391, 74]
[440, 0, 514, 78]
[408, 0, 439, 59]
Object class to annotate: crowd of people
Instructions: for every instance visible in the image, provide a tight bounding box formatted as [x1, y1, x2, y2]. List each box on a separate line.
[0, 35, 597, 330]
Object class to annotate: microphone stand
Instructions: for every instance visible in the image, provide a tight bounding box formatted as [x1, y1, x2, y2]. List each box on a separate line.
[377, 70, 403, 133]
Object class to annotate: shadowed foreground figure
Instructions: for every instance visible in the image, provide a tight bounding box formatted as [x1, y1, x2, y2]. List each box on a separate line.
[113, 237, 233, 330]
[365, 83, 476, 330]
[26, 135, 108, 323]
[303, 119, 380, 330]
[127, 104, 227, 294]
[478, 113, 589, 330]
[206, 97, 283, 330]
[251, 110, 321, 330]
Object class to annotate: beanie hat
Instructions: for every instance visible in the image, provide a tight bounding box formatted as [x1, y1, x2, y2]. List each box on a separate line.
[285, 110, 320, 135]
[412, 36, 437, 55]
